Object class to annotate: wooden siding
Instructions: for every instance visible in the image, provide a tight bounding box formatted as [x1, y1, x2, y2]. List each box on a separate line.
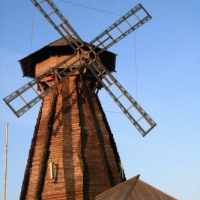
[20, 75, 122, 199]
[62, 76, 83, 199]
[20, 90, 56, 199]
[35, 55, 81, 77]
[42, 85, 67, 199]
[77, 79, 121, 199]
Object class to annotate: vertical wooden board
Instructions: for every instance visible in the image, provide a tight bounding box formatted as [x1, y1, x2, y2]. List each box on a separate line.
[20, 74, 122, 200]
[78, 79, 121, 199]
[35, 57, 51, 77]
[24, 91, 55, 199]
[41, 91, 67, 199]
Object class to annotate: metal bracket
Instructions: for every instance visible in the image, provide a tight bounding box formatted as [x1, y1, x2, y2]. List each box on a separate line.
[50, 162, 58, 183]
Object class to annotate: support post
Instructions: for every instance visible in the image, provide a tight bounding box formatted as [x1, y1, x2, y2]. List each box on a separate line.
[3, 123, 8, 200]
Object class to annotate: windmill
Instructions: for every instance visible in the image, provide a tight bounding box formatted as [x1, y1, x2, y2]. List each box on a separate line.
[3, 0, 156, 199]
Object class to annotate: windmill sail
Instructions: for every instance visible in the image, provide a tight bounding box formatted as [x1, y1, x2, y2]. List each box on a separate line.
[4, 0, 155, 136]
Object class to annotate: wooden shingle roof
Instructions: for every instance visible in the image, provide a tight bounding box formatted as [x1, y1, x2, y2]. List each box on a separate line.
[95, 175, 177, 200]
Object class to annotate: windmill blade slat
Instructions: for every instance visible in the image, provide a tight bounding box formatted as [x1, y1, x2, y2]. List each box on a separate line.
[31, 0, 84, 51]
[3, 54, 83, 117]
[87, 60, 156, 136]
[89, 4, 152, 55]
[5, 0, 156, 135]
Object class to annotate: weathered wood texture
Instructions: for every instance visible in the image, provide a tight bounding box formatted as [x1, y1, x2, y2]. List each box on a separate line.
[95, 175, 178, 200]
[77, 78, 121, 199]
[35, 55, 81, 77]
[20, 75, 123, 200]
[20, 89, 56, 200]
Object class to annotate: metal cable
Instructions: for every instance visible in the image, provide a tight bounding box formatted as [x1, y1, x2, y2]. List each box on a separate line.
[57, 0, 122, 17]
[28, 6, 35, 81]
[134, 31, 138, 101]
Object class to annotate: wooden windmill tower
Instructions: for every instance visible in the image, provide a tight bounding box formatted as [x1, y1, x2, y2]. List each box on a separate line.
[4, 0, 156, 199]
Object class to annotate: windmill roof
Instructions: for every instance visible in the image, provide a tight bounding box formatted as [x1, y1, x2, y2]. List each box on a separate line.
[95, 174, 177, 200]
[19, 38, 116, 78]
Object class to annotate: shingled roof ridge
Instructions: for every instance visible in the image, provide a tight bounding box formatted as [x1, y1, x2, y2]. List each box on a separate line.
[95, 174, 140, 199]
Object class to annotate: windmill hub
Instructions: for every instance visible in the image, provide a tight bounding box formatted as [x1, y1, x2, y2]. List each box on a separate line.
[80, 46, 97, 65]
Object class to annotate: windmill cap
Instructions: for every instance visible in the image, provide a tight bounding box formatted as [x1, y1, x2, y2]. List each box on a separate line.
[19, 38, 116, 78]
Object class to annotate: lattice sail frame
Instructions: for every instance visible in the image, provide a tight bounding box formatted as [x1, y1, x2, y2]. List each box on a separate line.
[3, 0, 156, 136]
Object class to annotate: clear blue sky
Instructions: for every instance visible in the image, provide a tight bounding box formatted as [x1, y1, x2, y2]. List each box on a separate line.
[0, 1, 199, 199]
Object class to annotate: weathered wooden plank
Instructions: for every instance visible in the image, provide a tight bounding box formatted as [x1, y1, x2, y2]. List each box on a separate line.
[21, 70, 122, 199]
